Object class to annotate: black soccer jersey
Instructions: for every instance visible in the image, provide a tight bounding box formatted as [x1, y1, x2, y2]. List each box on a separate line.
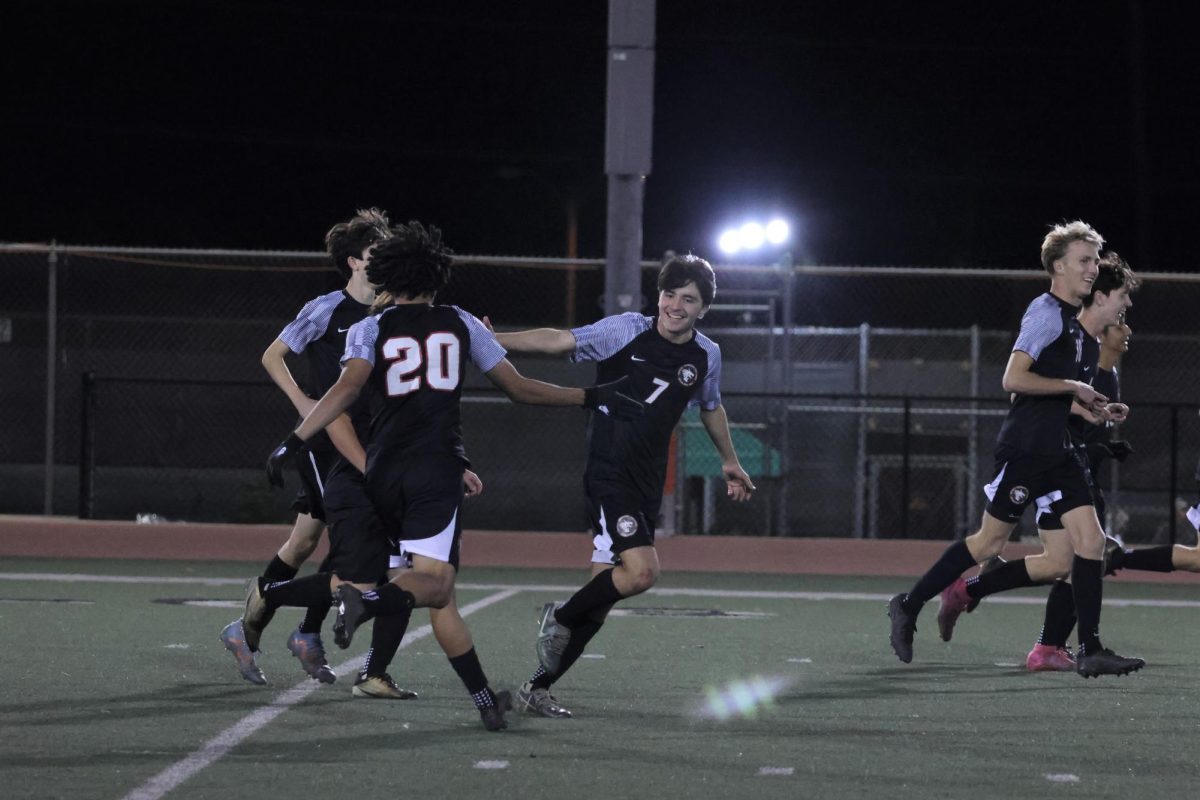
[341, 303, 505, 468]
[279, 289, 373, 441]
[571, 312, 723, 501]
[996, 293, 1087, 454]
[1069, 334, 1116, 452]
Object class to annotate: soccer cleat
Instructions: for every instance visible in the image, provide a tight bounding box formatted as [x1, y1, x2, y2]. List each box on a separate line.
[220, 619, 267, 685]
[332, 584, 367, 649]
[242, 577, 274, 652]
[352, 673, 418, 700]
[887, 593, 917, 663]
[479, 689, 513, 732]
[286, 628, 336, 684]
[1075, 647, 1145, 678]
[516, 682, 572, 718]
[937, 577, 973, 642]
[1025, 644, 1077, 672]
[535, 601, 572, 674]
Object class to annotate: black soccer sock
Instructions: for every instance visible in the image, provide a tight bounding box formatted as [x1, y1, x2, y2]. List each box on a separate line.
[448, 648, 495, 708]
[555, 570, 624, 628]
[545, 617, 606, 686]
[1036, 581, 1077, 648]
[1071, 556, 1105, 655]
[262, 572, 333, 611]
[298, 602, 331, 635]
[528, 664, 553, 691]
[262, 555, 299, 583]
[1116, 545, 1175, 573]
[965, 558, 1035, 600]
[361, 611, 410, 678]
[361, 583, 416, 617]
[902, 540, 976, 616]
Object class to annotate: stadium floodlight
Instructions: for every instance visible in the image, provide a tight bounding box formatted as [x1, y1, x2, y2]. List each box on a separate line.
[717, 228, 742, 255]
[738, 222, 764, 250]
[765, 218, 789, 245]
[715, 215, 792, 258]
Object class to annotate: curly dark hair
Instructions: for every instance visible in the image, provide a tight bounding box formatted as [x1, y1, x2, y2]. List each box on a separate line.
[365, 221, 454, 301]
[324, 208, 392, 280]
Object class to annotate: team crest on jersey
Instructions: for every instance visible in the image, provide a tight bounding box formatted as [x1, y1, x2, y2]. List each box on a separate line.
[677, 364, 698, 387]
[616, 515, 639, 537]
[1009, 486, 1029, 505]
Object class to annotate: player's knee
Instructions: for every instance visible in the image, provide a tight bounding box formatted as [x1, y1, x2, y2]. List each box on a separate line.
[627, 565, 659, 594]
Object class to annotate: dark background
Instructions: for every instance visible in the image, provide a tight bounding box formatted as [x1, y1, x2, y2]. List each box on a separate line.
[3, 1, 1196, 269]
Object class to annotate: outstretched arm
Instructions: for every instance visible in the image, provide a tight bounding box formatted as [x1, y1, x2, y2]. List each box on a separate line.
[484, 318, 577, 355]
[699, 405, 756, 502]
[483, 358, 642, 418]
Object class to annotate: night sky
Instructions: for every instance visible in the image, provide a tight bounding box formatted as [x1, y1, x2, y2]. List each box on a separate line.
[4, 1, 1196, 270]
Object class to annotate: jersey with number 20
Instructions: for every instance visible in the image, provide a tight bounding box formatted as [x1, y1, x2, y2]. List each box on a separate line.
[341, 303, 505, 467]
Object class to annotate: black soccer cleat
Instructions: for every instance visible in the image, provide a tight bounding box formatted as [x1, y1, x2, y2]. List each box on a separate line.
[332, 584, 367, 650]
[479, 689, 513, 732]
[887, 593, 917, 663]
[1076, 647, 1145, 678]
[1103, 537, 1126, 576]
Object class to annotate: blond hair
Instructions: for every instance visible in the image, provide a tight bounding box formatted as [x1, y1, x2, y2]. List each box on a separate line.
[1040, 220, 1104, 274]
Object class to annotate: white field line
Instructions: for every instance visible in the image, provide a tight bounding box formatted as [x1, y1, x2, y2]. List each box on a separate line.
[3, 572, 1200, 609]
[121, 588, 520, 800]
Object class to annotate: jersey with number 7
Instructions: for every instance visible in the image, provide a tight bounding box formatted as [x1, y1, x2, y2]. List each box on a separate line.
[571, 312, 723, 501]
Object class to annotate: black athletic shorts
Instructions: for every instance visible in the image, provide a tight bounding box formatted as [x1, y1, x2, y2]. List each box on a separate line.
[321, 460, 392, 584]
[1037, 443, 1104, 530]
[585, 476, 659, 565]
[984, 444, 1093, 529]
[291, 438, 338, 522]
[365, 453, 464, 568]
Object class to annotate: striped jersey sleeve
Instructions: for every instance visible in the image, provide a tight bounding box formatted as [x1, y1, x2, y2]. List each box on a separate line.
[341, 315, 380, 366]
[570, 312, 652, 363]
[694, 333, 723, 410]
[1012, 294, 1065, 361]
[453, 306, 507, 373]
[278, 290, 344, 353]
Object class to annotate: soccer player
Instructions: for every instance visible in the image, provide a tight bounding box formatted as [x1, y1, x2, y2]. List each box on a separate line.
[935, 254, 1137, 670]
[266, 221, 643, 731]
[887, 221, 1144, 678]
[220, 208, 391, 686]
[492, 254, 757, 718]
[220, 211, 485, 700]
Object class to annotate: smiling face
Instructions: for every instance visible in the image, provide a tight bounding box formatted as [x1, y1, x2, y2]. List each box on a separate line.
[656, 280, 707, 342]
[1054, 240, 1102, 302]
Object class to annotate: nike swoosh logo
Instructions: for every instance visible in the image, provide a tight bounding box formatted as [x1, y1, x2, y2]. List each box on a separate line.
[337, 327, 352, 333]
[631, 355, 646, 362]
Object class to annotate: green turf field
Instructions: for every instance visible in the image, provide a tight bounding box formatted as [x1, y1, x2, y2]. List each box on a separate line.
[3, 557, 1198, 799]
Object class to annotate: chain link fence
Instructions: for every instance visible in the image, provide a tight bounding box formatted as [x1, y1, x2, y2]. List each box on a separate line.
[3, 244, 1197, 540]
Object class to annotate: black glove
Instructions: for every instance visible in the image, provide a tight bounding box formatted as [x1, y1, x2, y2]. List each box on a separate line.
[583, 375, 644, 421]
[1105, 439, 1133, 462]
[266, 433, 308, 489]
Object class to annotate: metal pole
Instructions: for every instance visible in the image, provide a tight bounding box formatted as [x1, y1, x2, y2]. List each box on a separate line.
[79, 372, 96, 519]
[967, 324, 980, 534]
[42, 243, 58, 515]
[902, 397, 911, 539]
[853, 323, 870, 537]
[604, 0, 655, 315]
[1169, 405, 1179, 544]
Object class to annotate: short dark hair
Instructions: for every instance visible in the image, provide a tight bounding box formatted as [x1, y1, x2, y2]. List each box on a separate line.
[324, 208, 392, 280]
[1082, 251, 1139, 308]
[365, 221, 454, 300]
[658, 255, 716, 307]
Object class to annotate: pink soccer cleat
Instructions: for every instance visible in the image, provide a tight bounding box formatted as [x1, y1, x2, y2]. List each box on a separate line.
[1025, 644, 1077, 672]
[936, 577, 972, 642]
